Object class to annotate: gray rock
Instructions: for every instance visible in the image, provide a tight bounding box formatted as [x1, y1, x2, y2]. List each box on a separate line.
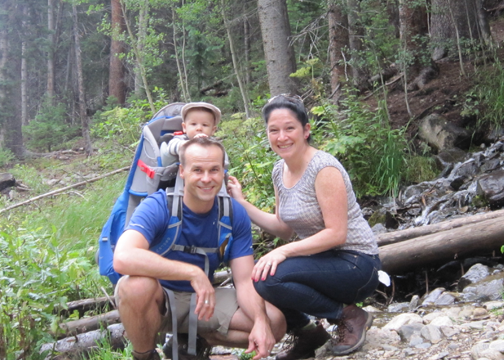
[462, 276, 504, 302]
[421, 324, 443, 344]
[422, 287, 446, 305]
[458, 264, 491, 291]
[387, 302, 410, 313]
[398, 323, 425, 342]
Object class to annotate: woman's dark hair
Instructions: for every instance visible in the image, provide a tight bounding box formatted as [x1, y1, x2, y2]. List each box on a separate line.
[262, 94, 311, 142]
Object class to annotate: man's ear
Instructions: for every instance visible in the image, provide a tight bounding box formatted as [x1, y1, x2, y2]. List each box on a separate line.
[179, 164, 185, 179]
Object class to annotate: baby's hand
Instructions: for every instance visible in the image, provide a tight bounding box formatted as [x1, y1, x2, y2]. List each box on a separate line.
[194, 133, 208, 139]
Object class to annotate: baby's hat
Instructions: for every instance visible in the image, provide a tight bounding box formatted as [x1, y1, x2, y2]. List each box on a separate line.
[181, 102, 221, 125]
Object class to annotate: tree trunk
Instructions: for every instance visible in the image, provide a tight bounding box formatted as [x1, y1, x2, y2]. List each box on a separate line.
[109, 0, 126, 105]
[47, 0, 55, 103]
[379, 216, 504, 274]
[21, 4, 28, 126]
[399, 0, 428, 81]
[431, 0, 483, 60]
[221, 0, 250, 118]
[134, 0, 148, 98]
[0, 1, 24, 158]
[257, 0, 297, 96]
[328, 1, 348, 103]
[243, 3, 251, 86]
[346, 0, 367, 89]
[377, 208, 504, 246]
[72, 5, 92, 156]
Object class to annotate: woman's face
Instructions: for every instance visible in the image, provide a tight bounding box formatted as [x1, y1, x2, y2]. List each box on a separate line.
[266, 108, 310, 159]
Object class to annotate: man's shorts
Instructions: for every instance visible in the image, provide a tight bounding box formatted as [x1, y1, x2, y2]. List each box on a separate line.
[115, 276, 239, 337]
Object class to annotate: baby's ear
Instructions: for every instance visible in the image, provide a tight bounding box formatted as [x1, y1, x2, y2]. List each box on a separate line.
[181, 122, 187, 132]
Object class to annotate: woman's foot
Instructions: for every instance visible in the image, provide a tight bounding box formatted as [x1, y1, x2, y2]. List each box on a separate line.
[330, 305, 373, 356]
[276, 322, 331, 360]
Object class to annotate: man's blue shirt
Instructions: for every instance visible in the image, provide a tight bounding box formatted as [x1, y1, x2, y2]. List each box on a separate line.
[125, 189, 254, 291]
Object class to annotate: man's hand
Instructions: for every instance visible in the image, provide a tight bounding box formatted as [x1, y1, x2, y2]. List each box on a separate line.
[245, 319, 277, 360]
[190, 269, 216, 321]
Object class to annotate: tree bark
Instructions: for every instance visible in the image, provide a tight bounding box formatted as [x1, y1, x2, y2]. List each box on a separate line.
[52, 311, 121, 339]
[40, 323, 127, 358]
[431, 0, 484, 60]
[346, 0, 366, 89]
[72, 4, 92, 155]
[221, 0, 250, 118]
[328, 1, 348, 103]
[21, 4, 28, 126]
[377, 208, 504, 246]
[47, 0, 55, 102]
[257, 0, 297, 96]
[399, 0, 428, 81]
[109, 0, 126, 105]
[379, 216, 504, 274]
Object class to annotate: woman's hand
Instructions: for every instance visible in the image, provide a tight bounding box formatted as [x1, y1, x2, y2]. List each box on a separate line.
[227, 175, 245, 202]
[252, 248, 287, 282]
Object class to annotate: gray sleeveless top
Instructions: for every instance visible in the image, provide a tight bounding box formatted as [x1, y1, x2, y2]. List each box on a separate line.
[272, 151, 378, 255]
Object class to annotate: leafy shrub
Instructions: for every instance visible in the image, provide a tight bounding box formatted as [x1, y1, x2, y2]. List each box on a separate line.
[0, 148, 15, 167]
[311, 95, 407, 197]
[404, 156, 438, 184]
[474, 61, 504, 131]
[218, 115, 277, 213]
[23, 98, 79, 152]
[0, 226, 98, 358]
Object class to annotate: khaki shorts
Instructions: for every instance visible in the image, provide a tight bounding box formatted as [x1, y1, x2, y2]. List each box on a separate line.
[115, 276, 238, 337]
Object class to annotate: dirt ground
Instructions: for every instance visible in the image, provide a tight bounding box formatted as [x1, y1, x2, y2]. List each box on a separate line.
[362, 13, 504, 147]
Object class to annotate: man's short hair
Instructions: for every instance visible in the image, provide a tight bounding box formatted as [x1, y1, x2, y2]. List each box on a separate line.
[179, 137, 226, 167]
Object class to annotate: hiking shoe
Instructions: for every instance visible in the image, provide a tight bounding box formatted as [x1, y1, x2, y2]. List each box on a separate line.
[330, 304, 373, 356]
[275, 322, 331, 360]
[162, 333, 212, 360]
[132, 349, 161, 360]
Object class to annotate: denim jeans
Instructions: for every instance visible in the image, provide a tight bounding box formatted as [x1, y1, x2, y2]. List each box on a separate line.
[254, 250, 381, 331]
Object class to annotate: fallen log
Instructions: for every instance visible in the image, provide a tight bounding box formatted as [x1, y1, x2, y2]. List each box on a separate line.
[0, 166, 130, 214]
[379, 216, 504, 275]
[58, 296, 115, 318]
[40, 323, 126, 359]
[377, 208, 504, 246]
[52, 310, 120, 339]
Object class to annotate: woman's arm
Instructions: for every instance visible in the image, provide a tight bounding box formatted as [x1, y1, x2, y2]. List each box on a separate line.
[252, 166, 349, 281]
[227, 176, 293, 240]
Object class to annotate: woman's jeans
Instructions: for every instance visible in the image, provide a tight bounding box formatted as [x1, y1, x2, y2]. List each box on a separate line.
[254, 250, 381, 332]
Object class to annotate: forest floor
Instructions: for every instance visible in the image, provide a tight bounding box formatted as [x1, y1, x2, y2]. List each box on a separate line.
[363, 13, 504, 147]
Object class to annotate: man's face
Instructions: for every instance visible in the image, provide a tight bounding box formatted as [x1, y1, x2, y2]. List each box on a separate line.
[179, 144, 224, 212]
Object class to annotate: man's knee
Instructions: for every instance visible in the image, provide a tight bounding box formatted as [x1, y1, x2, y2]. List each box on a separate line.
[116, 275, 162, 308]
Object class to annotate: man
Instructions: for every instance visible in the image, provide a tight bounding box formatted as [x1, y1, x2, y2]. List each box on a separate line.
[113, 137, 286, 360]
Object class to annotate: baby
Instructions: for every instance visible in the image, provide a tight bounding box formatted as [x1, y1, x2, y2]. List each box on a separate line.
[160, 102, 221, 167]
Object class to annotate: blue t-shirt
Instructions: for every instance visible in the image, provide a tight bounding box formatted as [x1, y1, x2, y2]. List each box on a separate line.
[125, 189, 254, 292]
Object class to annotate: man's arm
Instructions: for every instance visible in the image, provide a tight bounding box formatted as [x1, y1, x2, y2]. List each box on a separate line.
[113, 229, 216, 321]
[230, 255, 276, 360]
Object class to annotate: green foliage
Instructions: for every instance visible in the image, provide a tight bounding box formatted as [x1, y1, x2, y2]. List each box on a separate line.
[86, 339, 134, 359]
[404, 156, 438, 184]
[23, 98, 80, 152]
[474, 62, 504, 131]
[0, 226, 98, 358]
[218, 115, 277, 213]
[92, 90, 170, 146]
[311, 95, 407, 197]
[0, 148, 15, 167]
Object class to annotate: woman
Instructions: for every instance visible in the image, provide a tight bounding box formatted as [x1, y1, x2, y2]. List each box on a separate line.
[227, 94, 381, 360]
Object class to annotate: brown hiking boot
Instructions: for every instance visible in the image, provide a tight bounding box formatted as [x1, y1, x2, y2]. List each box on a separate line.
[132, 349, 161, 360]
[330, 304, 373, 356]
[276, 322, 331, 360]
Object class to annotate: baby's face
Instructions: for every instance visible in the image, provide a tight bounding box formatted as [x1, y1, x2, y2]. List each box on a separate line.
[182, 110, 217, 139]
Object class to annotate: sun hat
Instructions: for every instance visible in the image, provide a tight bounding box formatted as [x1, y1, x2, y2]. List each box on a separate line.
[181, 102, 222, 125]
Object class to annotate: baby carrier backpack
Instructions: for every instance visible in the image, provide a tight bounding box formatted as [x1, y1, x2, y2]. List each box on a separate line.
[97, 103, 232, 360]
